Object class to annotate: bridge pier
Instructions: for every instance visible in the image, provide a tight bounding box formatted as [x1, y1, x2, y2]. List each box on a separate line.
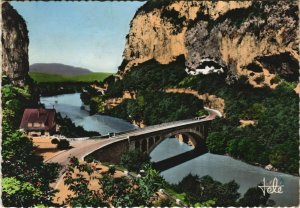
[149, 137, 154, 151]
[141, 139, 147, 152]
[84, 119, 213, 164]
[176, 134, 184, 143]
[155, 136, 160, 143]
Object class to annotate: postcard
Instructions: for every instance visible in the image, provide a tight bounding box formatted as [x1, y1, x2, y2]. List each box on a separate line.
[1, 0, 299, 207]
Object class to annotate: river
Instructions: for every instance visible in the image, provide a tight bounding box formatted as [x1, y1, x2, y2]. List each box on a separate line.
[40, 93, 136, 135]
[41, 93, 299, 206]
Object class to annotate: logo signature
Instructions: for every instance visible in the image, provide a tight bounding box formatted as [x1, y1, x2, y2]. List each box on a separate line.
[258, 177, 284, 196]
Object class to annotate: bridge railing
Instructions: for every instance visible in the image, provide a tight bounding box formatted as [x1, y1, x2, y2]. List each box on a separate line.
[114, 128, 138, 136]
[88, 128, 138, 140]
[66, 137, 90, 141]
[89, 117, 209, 140]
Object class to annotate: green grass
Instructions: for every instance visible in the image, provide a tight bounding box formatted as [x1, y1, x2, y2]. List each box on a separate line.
[29, 72, 113, 83]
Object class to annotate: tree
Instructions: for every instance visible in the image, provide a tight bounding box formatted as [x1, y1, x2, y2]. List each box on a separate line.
[108, 165, 116, 175]
[64, 157, 165, 207]
[175, 174, 240, 206]
[120, 150, 151, 172]
[101, 164, 165, 207]
[57, 139, 70, 150]
[269, 141, 298, 173]
[238, 186, 274, 206]
[2, 177, 43, 207]
[51, 138, 59, 144]
[101, 175, 137, 206]
[206, 132, 227, 154]
[64, 157, 107, 207]
[90, 96, 105, 114]
[2, 80, 60, 206]
[174, 174, 274, 206]
[135, 165, 166, 205]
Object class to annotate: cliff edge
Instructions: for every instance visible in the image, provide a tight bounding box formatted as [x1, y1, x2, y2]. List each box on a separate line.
[119, 0, 298, 87]
[2, 2, 29, 86]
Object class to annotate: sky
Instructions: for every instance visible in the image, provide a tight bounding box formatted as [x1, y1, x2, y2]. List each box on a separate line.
[11, 1, 145, 73]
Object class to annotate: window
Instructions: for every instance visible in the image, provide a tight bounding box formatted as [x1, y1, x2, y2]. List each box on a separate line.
[33, 122, 40, 127]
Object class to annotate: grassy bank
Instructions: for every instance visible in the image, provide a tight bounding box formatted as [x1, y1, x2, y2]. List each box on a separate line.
[29, 72, 113, 83]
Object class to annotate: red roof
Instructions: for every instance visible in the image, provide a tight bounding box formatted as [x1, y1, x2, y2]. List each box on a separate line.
[19, 108, 56, 131]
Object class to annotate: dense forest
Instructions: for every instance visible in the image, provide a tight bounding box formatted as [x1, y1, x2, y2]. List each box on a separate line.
[84, 57, 298, 175]
[3, 74, 270, 207]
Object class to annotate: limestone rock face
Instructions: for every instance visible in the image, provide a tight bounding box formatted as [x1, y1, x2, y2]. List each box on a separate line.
[2, 2, 29, 86]
[185, 0, 299, 86]
[120, 1, 251, 77]
[120, 0, 299, 86]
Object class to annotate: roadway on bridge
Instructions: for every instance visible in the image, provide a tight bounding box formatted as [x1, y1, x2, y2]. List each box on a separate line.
[46, 108, 220, 166]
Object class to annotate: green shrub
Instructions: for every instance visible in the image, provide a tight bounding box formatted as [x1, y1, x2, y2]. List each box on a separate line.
[108, 165, 116, 175]
[120, 150, 150, 172]
[51, 138, 59, 144]
[57, 139, 70, 150]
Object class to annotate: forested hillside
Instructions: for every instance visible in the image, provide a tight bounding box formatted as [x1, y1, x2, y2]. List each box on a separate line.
[85, 0, 299, 175]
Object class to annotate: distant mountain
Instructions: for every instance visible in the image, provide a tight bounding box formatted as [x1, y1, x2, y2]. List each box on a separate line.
[30, 63, 92, 76]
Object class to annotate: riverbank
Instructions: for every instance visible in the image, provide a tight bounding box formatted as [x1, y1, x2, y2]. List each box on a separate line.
[41, 92, 299, 206]
[151, 138, 299, 206]
[40, 93, 136, 136]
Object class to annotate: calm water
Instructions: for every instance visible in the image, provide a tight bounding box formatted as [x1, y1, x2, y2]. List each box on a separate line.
[41, 93, 299, 206]
[151, 138, 299, 206]
[40, 93, 136, 135]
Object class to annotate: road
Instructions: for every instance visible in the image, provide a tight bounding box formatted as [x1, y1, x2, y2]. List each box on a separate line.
[47, 107, 221, 192]
[46, 107, 221, 166]
[46, 139, 113, 165]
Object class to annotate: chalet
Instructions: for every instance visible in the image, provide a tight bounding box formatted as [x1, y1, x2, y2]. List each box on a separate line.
[19, 108, 56, 137]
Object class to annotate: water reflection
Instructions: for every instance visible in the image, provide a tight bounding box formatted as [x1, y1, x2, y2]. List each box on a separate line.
[150, 138, 299, 206]
[40, 93, 136, 135]
[40, 93, 299, 206]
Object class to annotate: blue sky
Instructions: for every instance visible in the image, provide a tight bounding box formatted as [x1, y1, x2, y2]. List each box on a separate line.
[11, 1, 145, 73]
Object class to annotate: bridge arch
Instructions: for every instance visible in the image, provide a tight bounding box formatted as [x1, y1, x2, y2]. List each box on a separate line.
[147, 128, 205, 154]
[84, 118, 214, 165]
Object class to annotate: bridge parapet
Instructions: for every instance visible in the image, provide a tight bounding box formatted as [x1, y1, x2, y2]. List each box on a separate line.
[84, 118, 213, 164]
[128, 121, 210, 154]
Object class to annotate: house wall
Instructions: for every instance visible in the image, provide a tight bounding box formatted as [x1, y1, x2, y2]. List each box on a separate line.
[33, 122, 41, 127]
[28, 131, 41, 137]
[28, 130, 50, 137]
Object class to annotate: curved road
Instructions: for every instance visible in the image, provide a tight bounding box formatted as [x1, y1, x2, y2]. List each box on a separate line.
[46, 107, 221, 166]
[47, 108, 221, 191]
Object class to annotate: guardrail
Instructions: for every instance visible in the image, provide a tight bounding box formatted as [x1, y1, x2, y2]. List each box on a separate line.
[80, 116, 212, 141]
[66, 137, 90, 141]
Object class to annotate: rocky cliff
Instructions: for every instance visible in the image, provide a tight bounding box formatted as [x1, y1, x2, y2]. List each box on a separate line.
[119, 0, 299, 87]
[2, 2, 29, 86]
